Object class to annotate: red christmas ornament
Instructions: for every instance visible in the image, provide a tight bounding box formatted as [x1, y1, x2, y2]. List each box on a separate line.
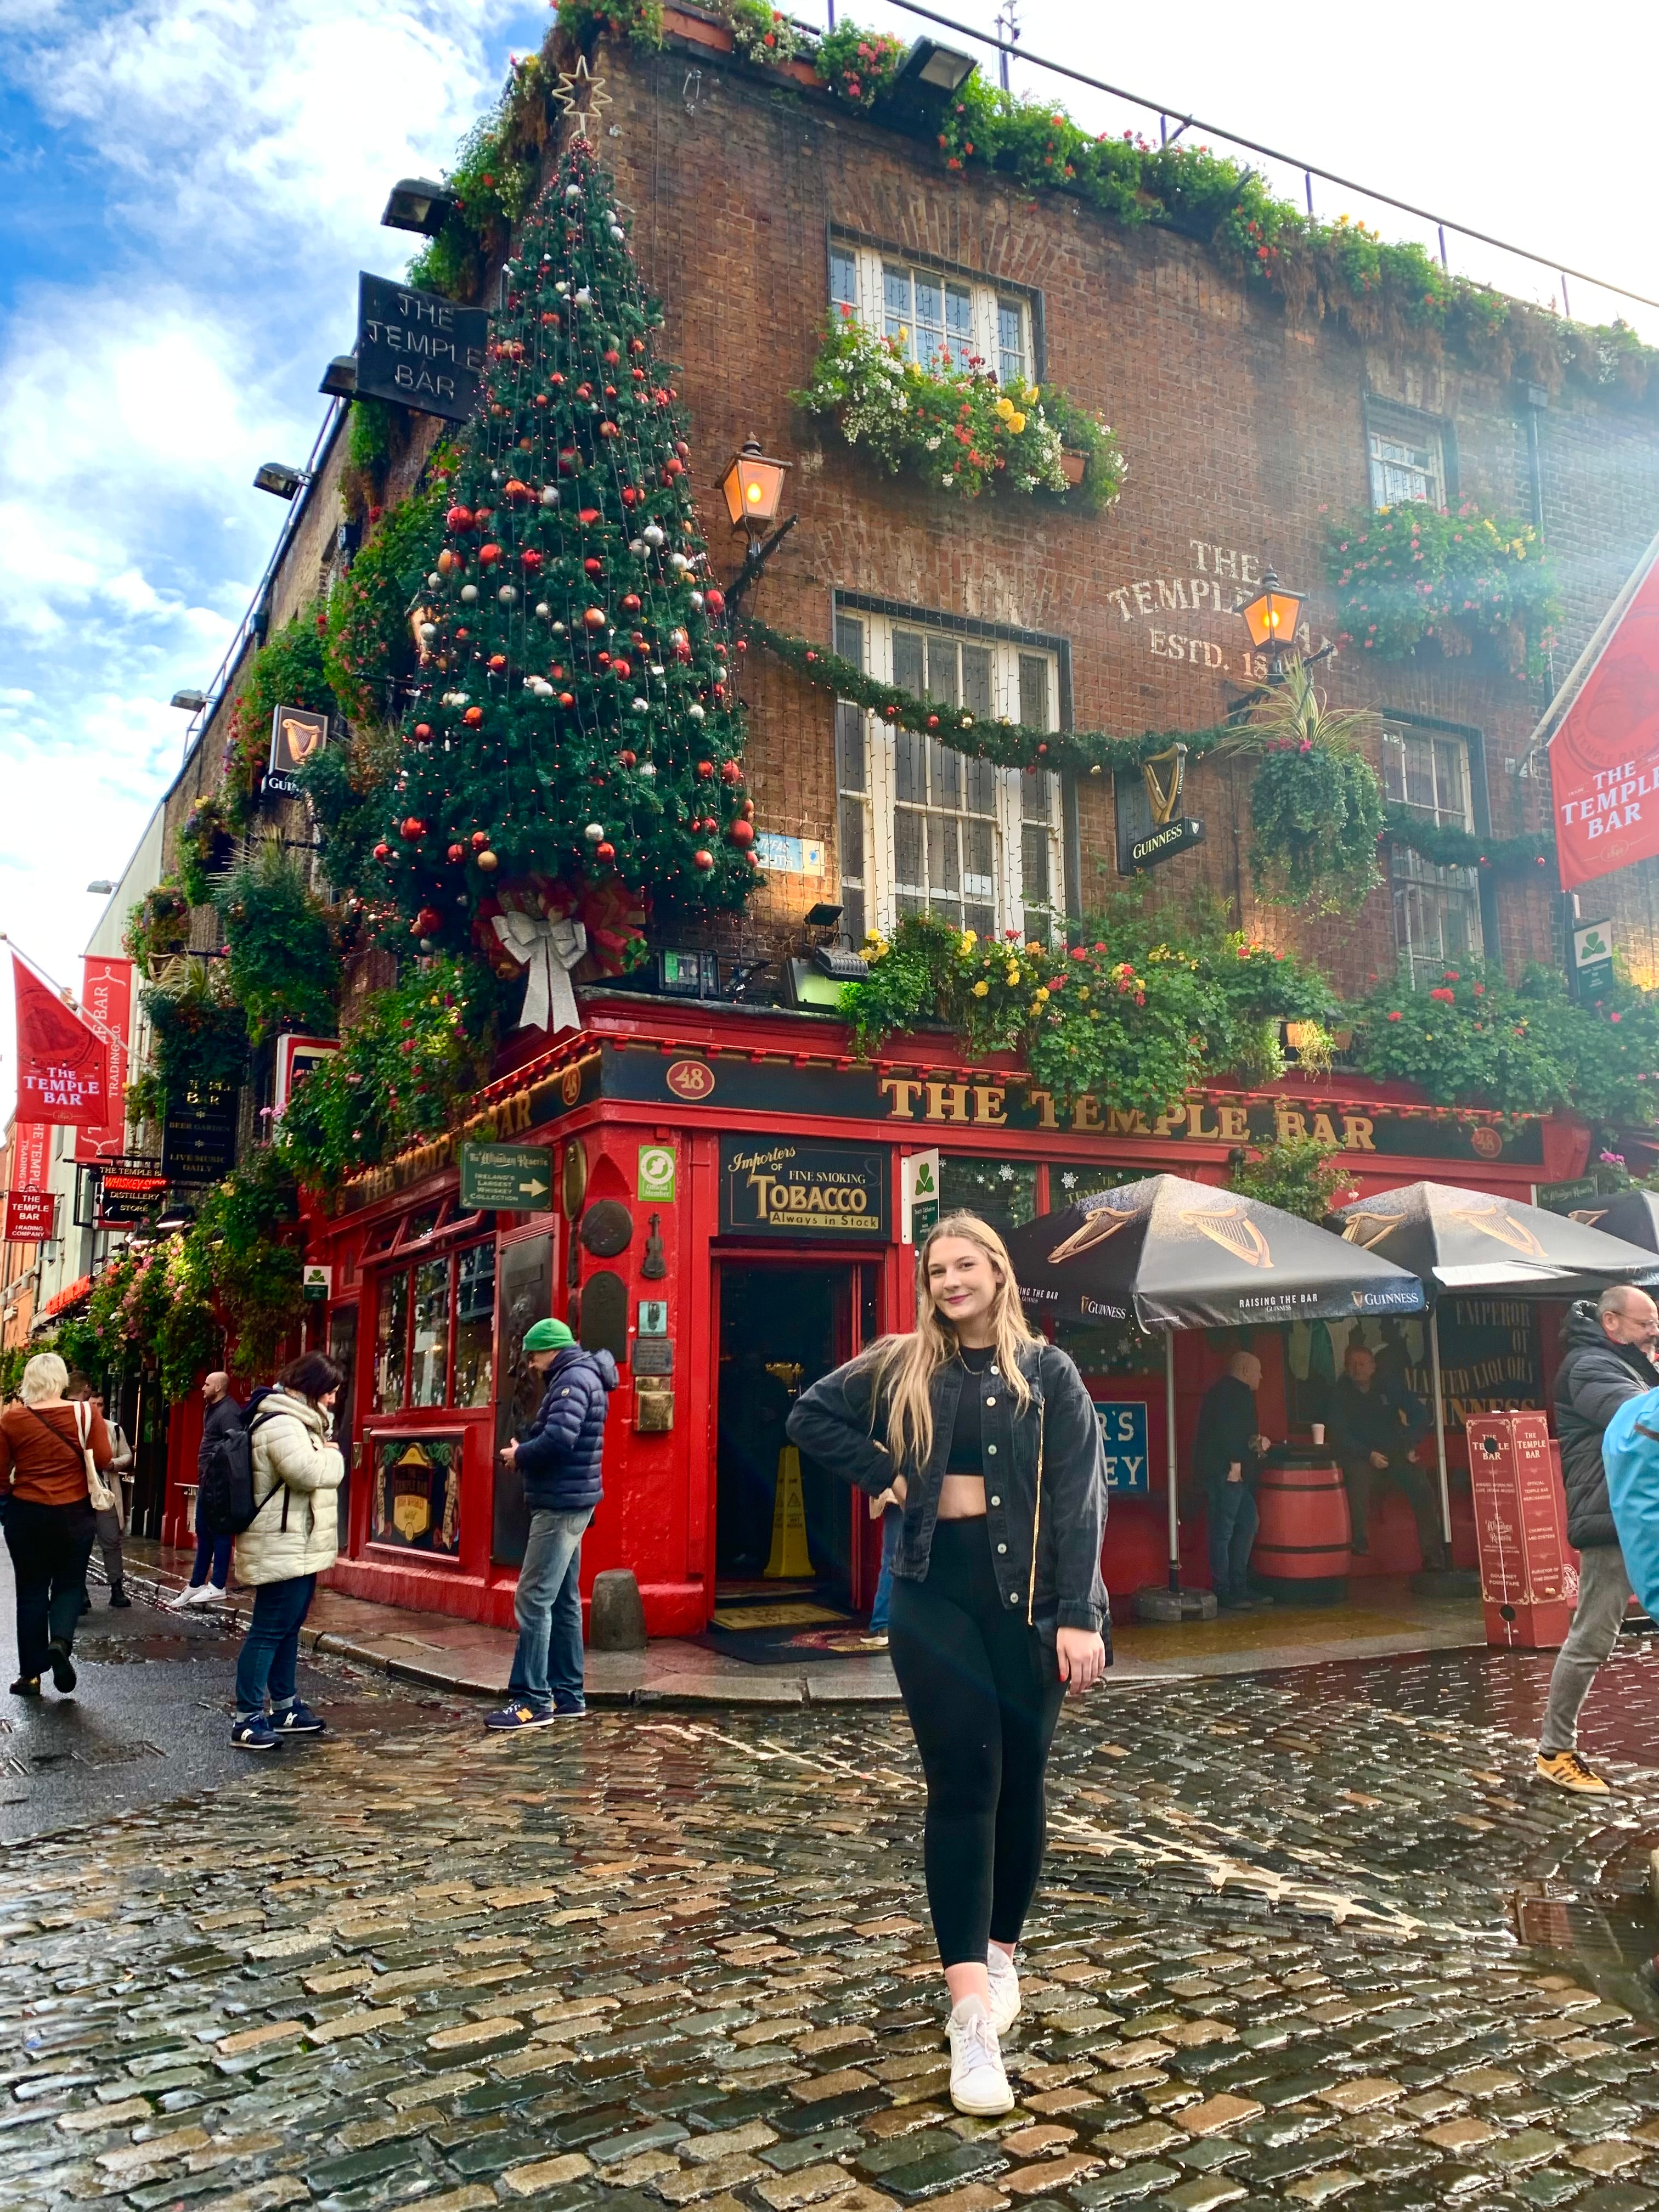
[603, 348, 620, 365]
[414, 723, 431, 739]
[692, 849, 714, 871]
[704, 588, 726, 615]
[595, 841, 616, 862]
[696, 759, 714, 778]
[488, 654, 507, 672]
[611, 657, 631, 679]
[415, 906, 442, 934]
[464, 706, 484, 727]
[558, 692, 574, 708]
[521, 548, 543, 574]
[579, 507, 600, 525]
[436, 548, 459, 577]
[621, 486, 639, 507]
[621, 593, 642, 614]
[927, 714, 939, 730]
[503, 478, 531, 503]
[630, 337, 646, 354]
[401, 817, 426, 839]
[618, 749, 637, 768]
[596, 651, 611, 668]
[600, 420, 620, 439]
[584, 606, 608, 630]
[729, 819, 755, 848]
[445, 505, 475, 533]
[584, 556, 603, 577]
[720, 759, 742, 785]
[558, 449, 577, 473]
[478, 543, 501, 568]
[471, 830, 489, 849]
[447, 843, 465, 863]
[675, 440, 690, 459]
[373, 842, 391, 861]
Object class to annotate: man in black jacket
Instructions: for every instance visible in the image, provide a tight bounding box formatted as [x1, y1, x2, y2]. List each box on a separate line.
[1331, 1344, 1443, 1570]
[1193, 1352, 1272, 1610]
[1537, 1285, 1659, 1793]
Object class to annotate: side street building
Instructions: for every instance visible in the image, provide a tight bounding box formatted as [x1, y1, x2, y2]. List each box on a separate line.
[43, 7, 1659, 1630]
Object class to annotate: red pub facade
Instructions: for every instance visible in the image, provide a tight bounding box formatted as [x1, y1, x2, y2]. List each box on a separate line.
[161, 992, 1590, 1637]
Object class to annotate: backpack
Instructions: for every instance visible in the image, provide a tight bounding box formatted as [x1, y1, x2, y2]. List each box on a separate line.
[195, 1407, 276, 1538]
[1602, 1385, 1659, 1618]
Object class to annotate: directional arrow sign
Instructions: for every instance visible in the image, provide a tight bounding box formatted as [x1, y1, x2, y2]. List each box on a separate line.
[459, 1142, 554, 1211]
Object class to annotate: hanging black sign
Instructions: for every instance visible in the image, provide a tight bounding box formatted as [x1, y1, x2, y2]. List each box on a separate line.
[356, 273, 489, 423]
[162, 1081, 240, 1187]
[720, 1137, 887, 1239]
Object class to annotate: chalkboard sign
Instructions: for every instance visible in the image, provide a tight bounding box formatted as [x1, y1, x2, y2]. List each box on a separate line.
[162, 1080, 239, 1186]
[356, 273, 488, 422]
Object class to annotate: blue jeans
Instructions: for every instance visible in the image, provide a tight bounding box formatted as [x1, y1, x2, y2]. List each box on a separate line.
[191, 1527, 233, 1588]
[234, 1575, 317, 1717]
[509, 1508, 592, 1711]
[870, 1508, 900, 1633]
[1207, 1480, 1259, 1602]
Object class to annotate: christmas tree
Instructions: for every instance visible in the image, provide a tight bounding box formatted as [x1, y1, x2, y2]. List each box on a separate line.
[375, 123, 757, 1025]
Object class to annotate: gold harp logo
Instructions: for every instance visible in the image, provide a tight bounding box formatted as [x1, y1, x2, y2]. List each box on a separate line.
[1568, 1207, 1610, 1228]
[279, 713, 324, 767]
[1340, 1211, 1400, 1249]
[1181, 1204, 1273, 1268]
[1048, 1206, 1136, 1266]
[1141, 743, 1188, 828]
[1447, 1203, 1547, 1260]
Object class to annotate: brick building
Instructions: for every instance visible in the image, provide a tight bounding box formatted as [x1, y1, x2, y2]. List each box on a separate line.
[125, 10, 1659, 1629]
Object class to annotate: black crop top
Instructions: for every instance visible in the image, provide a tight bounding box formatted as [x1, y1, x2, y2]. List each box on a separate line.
[945, 1345, 998, 1475]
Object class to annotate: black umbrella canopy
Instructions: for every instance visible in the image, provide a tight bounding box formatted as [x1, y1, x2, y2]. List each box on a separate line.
[1326, 1179, 1658, 1295]
[1571, 1187, 1659, 1259]
[1003, 1173, 1426, 1333]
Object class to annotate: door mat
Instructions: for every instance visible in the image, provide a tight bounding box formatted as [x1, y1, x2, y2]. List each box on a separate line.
[710, 1602, 849, 1630]
[695, 1601, 885, 1666]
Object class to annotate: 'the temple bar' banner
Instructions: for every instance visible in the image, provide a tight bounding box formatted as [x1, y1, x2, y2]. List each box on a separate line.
[9, 952, 108, 1126]
[1549, 532, 1659, 890]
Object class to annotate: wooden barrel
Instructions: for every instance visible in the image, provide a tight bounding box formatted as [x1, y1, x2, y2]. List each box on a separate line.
[1252, 1458, 1351, 1606]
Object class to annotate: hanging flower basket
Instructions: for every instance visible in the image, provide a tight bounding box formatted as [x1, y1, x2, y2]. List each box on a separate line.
[1059, 449, 1088, 488]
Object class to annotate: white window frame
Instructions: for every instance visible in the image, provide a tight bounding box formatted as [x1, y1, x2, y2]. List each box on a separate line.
[1381, 720, 1485, 986]
[830, 238, 1032, 387]
[1367, 404, 1446, 511]
[833, 608, 1063, 946]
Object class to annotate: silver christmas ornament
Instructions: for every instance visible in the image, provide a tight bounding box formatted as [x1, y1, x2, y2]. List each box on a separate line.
[540, 485, 560, 506]
[535, 600, 551, 618]
[584, 821, 606, 843]
[498, 585, 518, 605]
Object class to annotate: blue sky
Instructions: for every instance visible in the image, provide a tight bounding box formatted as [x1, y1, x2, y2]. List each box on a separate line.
[2, 0, 1656, 1116]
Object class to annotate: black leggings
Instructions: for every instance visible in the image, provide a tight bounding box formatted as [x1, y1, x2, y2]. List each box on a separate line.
[888, 1518, 1066, 1968]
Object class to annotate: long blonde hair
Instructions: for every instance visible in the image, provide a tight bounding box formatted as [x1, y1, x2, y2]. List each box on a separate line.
[864, 1211, 1040, 1472]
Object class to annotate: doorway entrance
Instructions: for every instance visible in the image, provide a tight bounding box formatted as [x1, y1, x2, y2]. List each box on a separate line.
[714, 1259, 879, 1612]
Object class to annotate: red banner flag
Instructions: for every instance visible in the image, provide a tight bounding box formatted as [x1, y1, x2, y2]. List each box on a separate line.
[9, 1122, 50, 1194]
[10, 953, 108, 1126]
[1549, 536, 1659, 891]
[74, 955, 132, 1165]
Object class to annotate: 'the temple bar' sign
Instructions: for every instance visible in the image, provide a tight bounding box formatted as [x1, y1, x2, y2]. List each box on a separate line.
[356, 274, 488, 423]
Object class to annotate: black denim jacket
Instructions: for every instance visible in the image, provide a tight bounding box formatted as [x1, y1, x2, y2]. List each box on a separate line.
[787, 1340, 1108, 1639]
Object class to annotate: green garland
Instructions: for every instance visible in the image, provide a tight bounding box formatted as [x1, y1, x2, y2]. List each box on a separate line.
[1381, 804, 1554, 879]
[746, 617, 1231, 776]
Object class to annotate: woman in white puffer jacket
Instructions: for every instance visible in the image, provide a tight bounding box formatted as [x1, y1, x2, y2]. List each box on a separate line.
[229, 1351, 344, 1753]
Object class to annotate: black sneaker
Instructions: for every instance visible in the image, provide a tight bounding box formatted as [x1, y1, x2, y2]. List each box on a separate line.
[108, 1586, 132, 1609]
[46, 1643, 76, 1695]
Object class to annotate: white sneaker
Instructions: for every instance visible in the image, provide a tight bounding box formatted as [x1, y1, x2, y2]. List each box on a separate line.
[947, 1995, 1013, 2116]
[188, 1583, 227, 1606]
[167, 1585, 197, 1609]
[986, 1946, 1020, 2035]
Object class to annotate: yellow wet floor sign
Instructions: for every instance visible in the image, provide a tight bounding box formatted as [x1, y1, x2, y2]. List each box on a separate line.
[764, 1444, 815, 1579]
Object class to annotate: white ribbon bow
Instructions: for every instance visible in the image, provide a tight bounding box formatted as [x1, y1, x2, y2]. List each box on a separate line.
[493, 907, 588, 1033]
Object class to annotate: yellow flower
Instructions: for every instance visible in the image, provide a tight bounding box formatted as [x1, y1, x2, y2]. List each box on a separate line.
[1026, 941, 1043, 956]
[1032, 989, 1049, 1008]
[972, 979, 990, 998]
[959, 929, 978, 951]
[1076, 986, 1090, 1001]
[1006, 965, 1021, 985]
[1008, 411, 1025, 434]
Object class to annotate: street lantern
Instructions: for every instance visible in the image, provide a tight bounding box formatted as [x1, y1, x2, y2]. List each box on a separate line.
[381, 178, 456, 236]
[1237, 569, 1306, 668]
[720, 438, 791, 540]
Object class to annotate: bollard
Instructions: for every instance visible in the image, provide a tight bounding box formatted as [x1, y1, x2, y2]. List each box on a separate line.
[589, 1568, 647, 1651]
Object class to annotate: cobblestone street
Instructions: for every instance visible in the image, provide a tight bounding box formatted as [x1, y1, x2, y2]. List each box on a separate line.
[15, 1617, 1659, 2212]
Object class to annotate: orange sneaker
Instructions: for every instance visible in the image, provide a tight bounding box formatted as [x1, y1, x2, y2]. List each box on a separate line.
[1535, 1748, 1614, 1795]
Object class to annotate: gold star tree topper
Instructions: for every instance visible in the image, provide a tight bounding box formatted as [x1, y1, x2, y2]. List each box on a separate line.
[552, 53, 612, 140]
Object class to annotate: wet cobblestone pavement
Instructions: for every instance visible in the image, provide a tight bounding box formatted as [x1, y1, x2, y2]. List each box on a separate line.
[17, 1637, 1659, 2212]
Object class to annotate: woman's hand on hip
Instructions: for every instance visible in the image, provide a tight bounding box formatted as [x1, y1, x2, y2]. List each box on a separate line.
[1055, 1626, 1105, 1694]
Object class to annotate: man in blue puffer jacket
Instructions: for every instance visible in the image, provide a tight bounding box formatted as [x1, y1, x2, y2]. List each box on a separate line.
[486, 1319, 619, 1731]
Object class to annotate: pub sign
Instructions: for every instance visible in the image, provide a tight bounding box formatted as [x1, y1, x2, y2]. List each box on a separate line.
[719, 1138, 887, 1239]
[357, 273, 489, 423]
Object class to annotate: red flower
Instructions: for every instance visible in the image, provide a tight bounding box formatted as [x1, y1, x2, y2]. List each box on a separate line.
[1387, 1010, 1403, 1022]
[1429, 987, 1455, 1003]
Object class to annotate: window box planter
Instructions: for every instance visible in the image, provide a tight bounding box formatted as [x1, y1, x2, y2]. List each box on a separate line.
[1059, 448, 1088, 488]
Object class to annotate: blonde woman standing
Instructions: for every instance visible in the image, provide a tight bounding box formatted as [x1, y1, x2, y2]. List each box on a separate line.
[0, 1353, 114, 1696]
[787, 1212, 1108, 2116]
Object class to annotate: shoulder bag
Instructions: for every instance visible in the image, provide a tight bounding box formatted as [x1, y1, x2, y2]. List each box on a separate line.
[26, 1403, 117, 1513]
